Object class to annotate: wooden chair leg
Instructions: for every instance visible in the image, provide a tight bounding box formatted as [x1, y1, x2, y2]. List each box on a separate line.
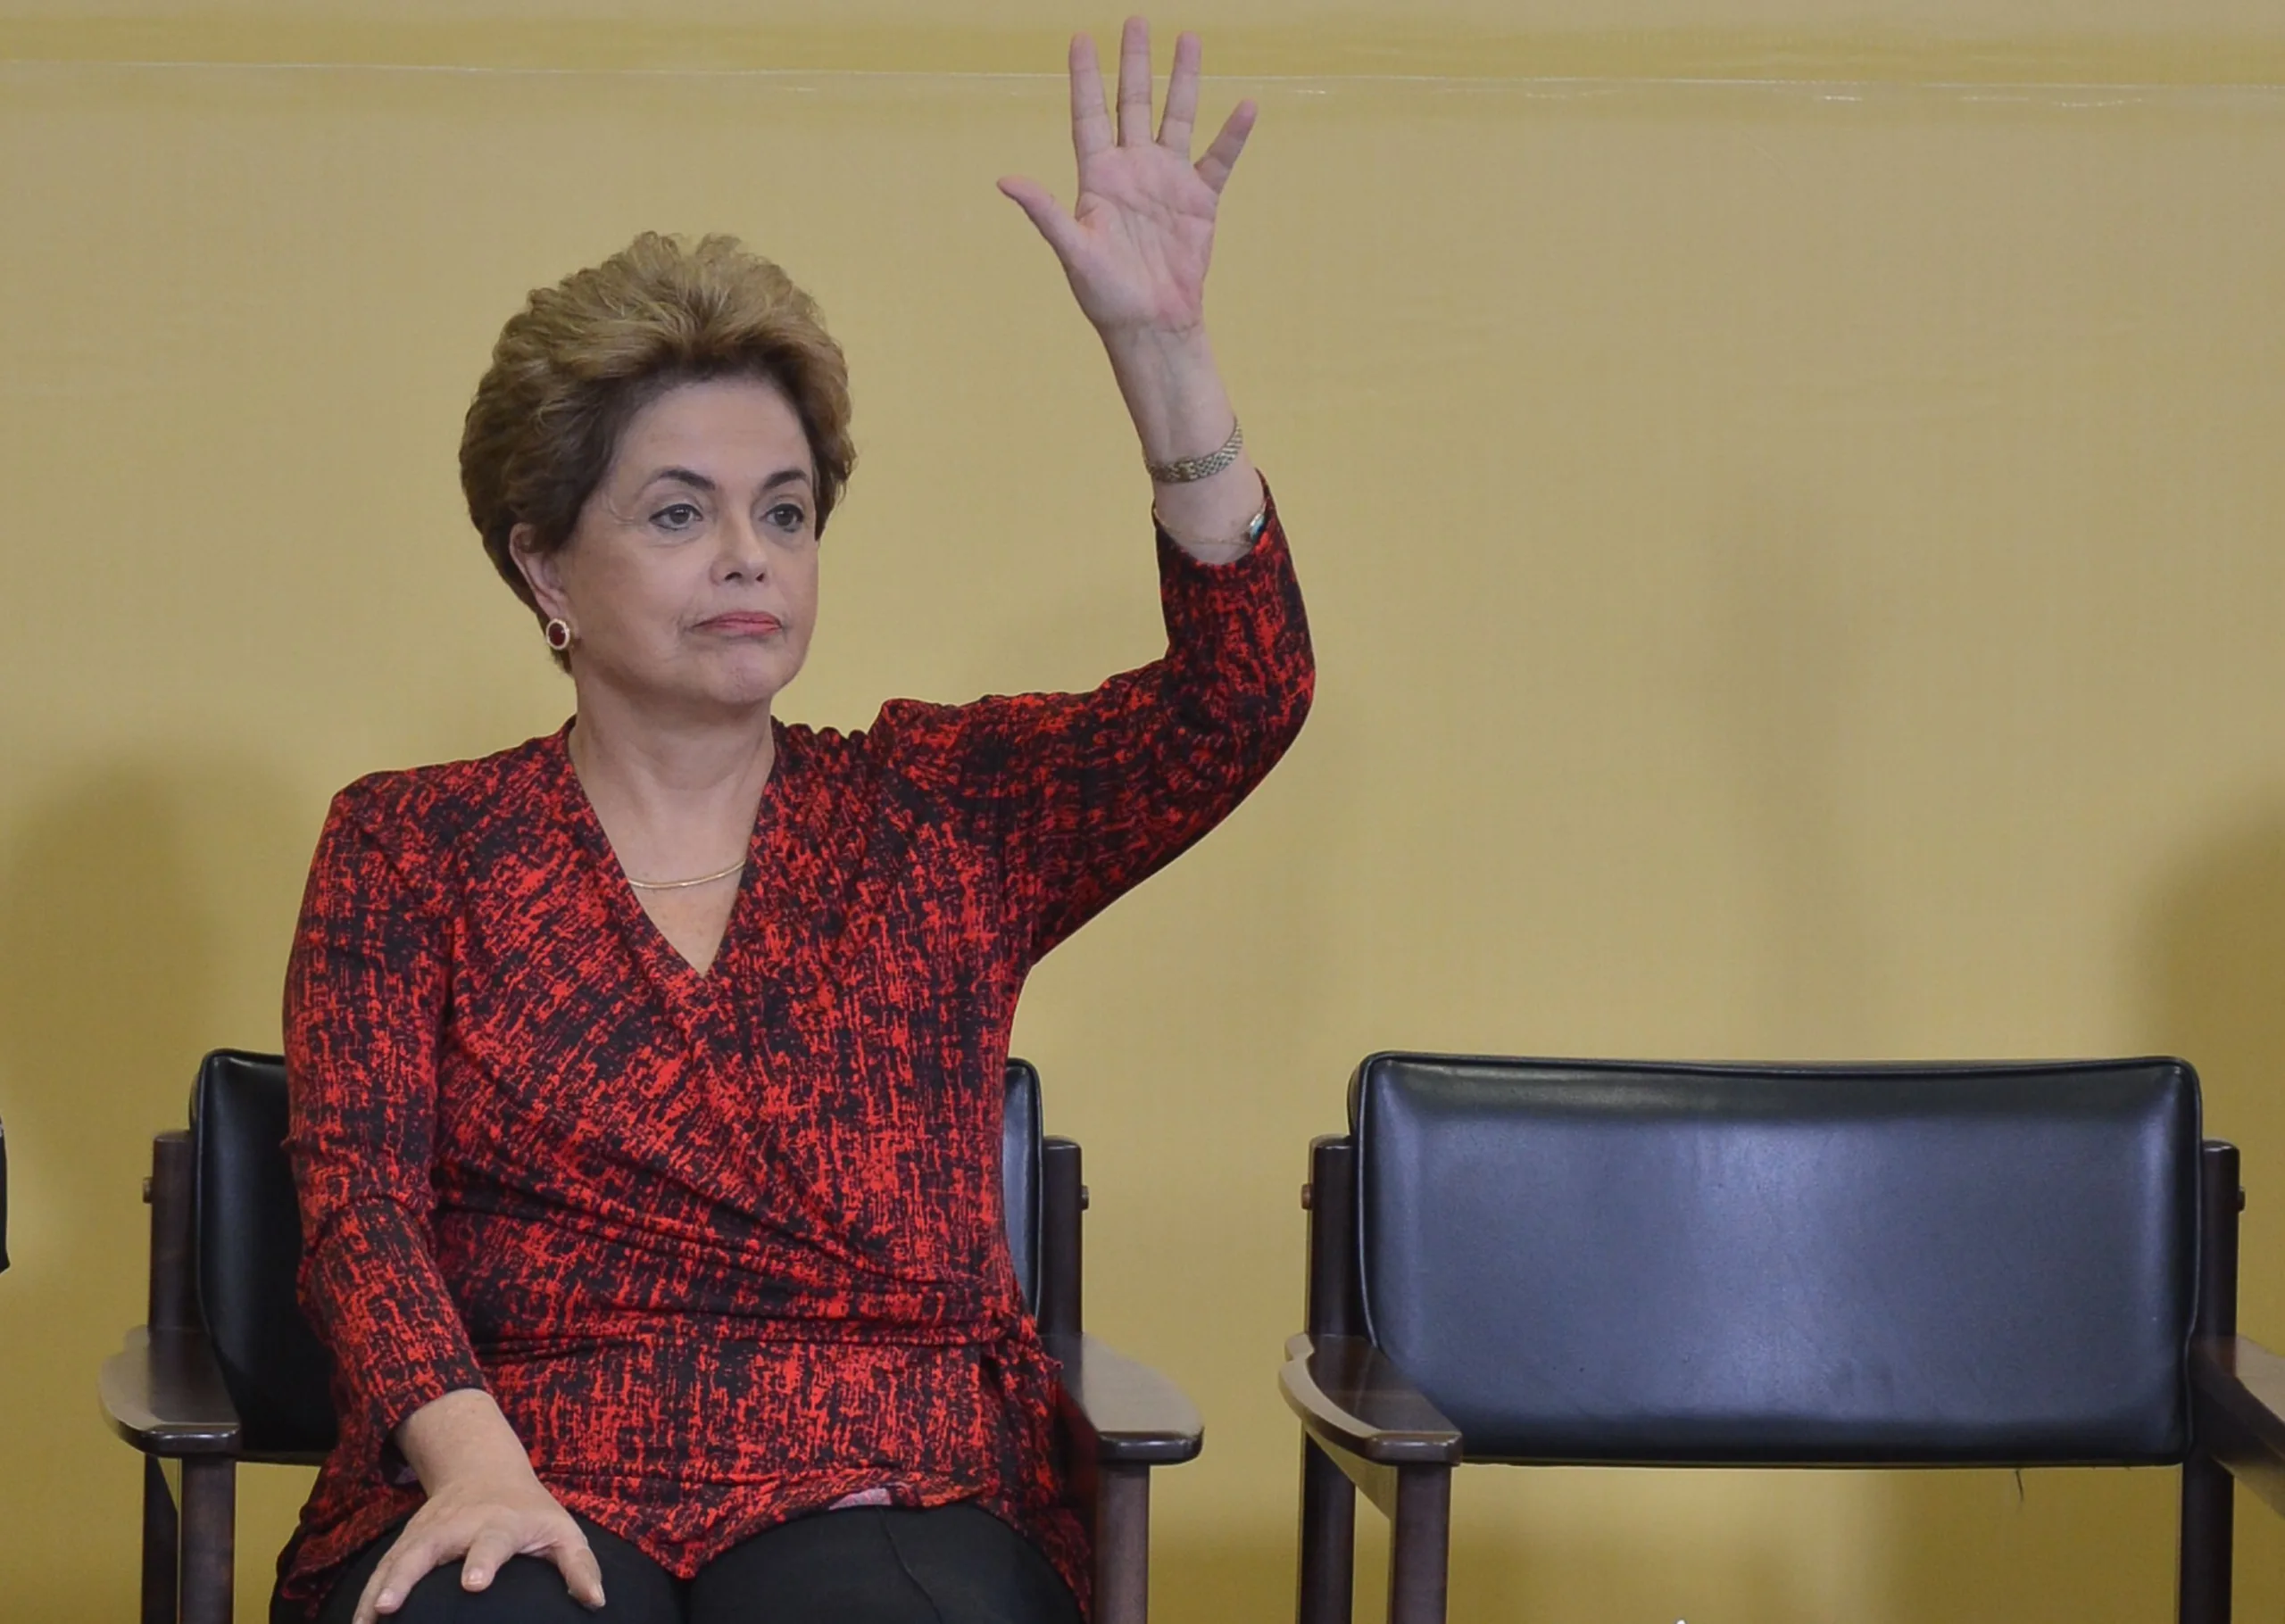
[142, 1456, 179, 1624]
[1296, 1435, 1356, 1624]
[1386, 1463, 1451, 1624]
[2179, 1449, 2233, 1624]
[178, 1456, 235, 1624]
[1093, 1463, 1151, 1624]
[2182, 1142, 2243, 1624]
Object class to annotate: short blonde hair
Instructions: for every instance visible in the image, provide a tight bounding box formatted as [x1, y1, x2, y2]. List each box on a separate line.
[461, 232, 855, 631]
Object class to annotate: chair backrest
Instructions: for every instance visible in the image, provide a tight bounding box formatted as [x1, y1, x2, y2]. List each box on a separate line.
[190, 1049, 1051, 1459]
[1349, 1053, 2203, 1468]
[194, 1052, 337, 1455]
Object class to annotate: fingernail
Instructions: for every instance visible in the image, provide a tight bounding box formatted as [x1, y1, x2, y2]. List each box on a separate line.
[378, 1593, 396, 1610]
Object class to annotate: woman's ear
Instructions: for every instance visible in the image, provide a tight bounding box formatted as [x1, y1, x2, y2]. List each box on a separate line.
[510, 523, 569, 621]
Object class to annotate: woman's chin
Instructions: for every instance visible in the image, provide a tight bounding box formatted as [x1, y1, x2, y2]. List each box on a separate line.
[592, 652, 799, 720]
[684, 654, 803, 715]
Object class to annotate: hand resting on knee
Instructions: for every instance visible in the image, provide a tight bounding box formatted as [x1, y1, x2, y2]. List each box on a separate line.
[353, 1388, 605, 1624]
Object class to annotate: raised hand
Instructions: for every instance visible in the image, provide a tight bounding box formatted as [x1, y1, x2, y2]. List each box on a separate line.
[999, 18, 1255, 341]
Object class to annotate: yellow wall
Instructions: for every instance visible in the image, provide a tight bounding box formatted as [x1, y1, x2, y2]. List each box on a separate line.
[4, 4, 2285, 1620]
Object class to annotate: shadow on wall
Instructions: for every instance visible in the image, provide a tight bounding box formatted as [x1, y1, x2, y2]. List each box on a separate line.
[1872, 801, 2285, 1624]
[0, 757, 311, 1620]
[2142, 800, 2285, 1336]
[2141, 799, 2285, 1617]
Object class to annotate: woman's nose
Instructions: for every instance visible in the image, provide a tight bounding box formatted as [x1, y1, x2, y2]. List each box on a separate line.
[718, 510, 769, 578]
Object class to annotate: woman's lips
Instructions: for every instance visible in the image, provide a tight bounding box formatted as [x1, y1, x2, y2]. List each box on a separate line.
[696, 612, 784, 636]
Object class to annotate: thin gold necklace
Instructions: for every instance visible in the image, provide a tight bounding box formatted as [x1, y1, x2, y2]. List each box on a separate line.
[625, 858, 747, 891]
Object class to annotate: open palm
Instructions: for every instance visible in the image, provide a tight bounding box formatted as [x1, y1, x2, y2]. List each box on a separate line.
[999, 19, 1256, 338]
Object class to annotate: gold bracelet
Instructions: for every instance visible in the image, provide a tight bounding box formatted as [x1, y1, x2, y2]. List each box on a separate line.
[1144, 419, 1243, 485]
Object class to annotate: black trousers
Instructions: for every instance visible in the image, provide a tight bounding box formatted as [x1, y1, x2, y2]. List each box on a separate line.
[294, 1504, 1084, 1624]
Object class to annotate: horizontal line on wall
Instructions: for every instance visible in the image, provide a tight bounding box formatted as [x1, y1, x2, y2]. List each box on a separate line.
[3, 22, 2285, 89]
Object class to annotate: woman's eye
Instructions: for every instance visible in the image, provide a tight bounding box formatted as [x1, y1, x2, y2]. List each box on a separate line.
[652, 502, 702, 530]
[767, 502, 809, 534]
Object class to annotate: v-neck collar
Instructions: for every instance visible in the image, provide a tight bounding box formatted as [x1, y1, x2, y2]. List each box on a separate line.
[546, 718, 794, 990]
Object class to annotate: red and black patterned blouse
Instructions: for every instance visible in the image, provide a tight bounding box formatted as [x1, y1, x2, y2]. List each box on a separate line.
[275, 501, 1311, 1618]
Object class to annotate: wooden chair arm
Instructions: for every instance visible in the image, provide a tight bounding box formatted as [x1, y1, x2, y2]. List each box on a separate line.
[1045, 1333, 1203, 1468]
[100, 1325, 243, 1456]
[1043, 1333, 1198, 1624]
[1280, 1333, 1463, 1467]
[2194, 1334, 2285, 1520]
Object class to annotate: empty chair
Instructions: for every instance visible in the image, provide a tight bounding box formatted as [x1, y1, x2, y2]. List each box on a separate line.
[1283, 1053, 2285, 1624]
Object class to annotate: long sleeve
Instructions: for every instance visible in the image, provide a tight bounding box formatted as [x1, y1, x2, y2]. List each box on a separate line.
[892, 487, 1313, 965]
[284, 785, 488, 1473]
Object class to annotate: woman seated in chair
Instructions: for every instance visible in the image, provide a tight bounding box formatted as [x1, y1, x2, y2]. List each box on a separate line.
[275, 22, 1309, 1624]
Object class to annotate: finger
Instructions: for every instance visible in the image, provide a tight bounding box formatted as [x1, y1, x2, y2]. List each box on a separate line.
[1068, 33, 1112, 165]
[353, 1566, 386, 1624]
[1116, 15, 1155, 146]
[1158, 31, 1202, 153]
[556, 1538, 608, 1610]
[1195, 98, 1258, 195]
[460, 1527, 520, 1592]
[362, 1536, 442, 1622]
[997, 176, 1087, 264]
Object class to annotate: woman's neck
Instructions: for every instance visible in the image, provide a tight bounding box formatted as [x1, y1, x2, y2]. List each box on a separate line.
[564, 685, 777, 876]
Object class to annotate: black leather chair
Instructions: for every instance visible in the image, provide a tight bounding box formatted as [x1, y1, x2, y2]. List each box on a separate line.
[104, 1050, 1201, 1624]
[1283, 1054, 2285, 1624]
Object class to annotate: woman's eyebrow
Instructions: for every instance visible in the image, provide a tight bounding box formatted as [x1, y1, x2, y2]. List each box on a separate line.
[643, 466, 717, 493]
[638, 466, 811, 493]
